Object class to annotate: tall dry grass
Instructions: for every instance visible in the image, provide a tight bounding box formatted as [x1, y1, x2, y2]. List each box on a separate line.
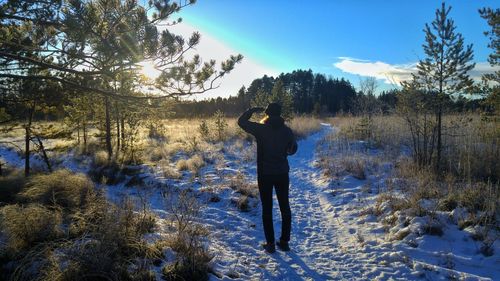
[324, 114, 499, 254]
[19, 170, 95, 211]
[329, 114, 499, 181]
[329, 115, 410, 149]
[0, 204, 62, 252]
[288, 116, 322, 139]
[162, 190, 212, 281]
[441, 114, 499, 181]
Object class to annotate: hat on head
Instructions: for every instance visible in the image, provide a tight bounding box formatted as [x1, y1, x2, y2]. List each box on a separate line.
[265, 103, 282, 117]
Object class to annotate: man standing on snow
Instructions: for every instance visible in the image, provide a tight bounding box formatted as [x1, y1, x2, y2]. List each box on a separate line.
[238, 103, 298, 253]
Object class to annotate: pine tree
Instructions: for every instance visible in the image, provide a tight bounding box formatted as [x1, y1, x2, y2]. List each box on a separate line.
[213, 110, 227, 141]
[402, 2, 475, 171]
[479, 7, 500, 114]
[479, 7, 500, 84]
[270, 80, 294, 120]
[1, 0, 242, 158]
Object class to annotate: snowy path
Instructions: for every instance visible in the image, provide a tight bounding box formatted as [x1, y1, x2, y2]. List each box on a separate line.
[205, 124, 416, 280]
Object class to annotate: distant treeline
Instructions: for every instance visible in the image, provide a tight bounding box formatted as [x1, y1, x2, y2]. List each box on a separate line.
[171, 69, 485, 118]
[0, 69, 486, 122]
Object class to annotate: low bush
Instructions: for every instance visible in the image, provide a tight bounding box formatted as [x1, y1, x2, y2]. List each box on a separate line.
[163, 191, 213, 281]
[88, 151, 123, 184]
[229, 172, 258, 198]
[236, 184, 258, 199]
[19, 169, 95, 211]
[340, 156, 367, 180]
[160, 162, 182, 179]
[5, 196, 161, 281]
[176, 154, 205, 174]
[0, 168, 163, 281]
[92, 150, 110, 167]
[379, 159, 499, 233]
[234, 195, 251, 212]
[0, 203, 62, 253]
[0, 170, 26, 203]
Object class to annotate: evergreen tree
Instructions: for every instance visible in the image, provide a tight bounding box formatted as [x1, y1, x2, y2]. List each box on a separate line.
[479, 7, 500, 84]
[479, 7, 500, 114]
[1, 0, 242, 158]
[402, 2, 475, 171]
[270, 80, 294, 120]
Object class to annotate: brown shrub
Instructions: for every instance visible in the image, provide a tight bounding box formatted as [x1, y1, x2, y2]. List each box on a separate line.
[341, 156, 366, 180]
[163, 190, 212, 281]
[19, 170, 95, 211]
[176, 154, 205, 174]
[0, 204, 62, 252]
[0, 170, 26, 203]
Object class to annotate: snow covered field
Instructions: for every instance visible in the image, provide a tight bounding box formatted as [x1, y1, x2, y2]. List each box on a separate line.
[1, 123, 498, 280]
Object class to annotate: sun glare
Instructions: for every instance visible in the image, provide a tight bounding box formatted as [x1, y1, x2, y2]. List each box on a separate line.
[138, 60, 161, 79]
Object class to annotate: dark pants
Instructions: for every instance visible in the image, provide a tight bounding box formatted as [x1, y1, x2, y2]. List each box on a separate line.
[257, 173, 291, 244]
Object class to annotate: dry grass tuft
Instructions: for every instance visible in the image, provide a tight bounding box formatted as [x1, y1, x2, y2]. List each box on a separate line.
[92, 150, 110, 167]
[160, 162, 182, 179]
[0, 170, 26, 203]
[234, 195, 251, 212]
[229, 172, 258, 198]
[162, 190, 212, 281]
[19, 169, 95, 211]
[0, 169, 162, 281]
[0, 204, 62, 252]
[176, 154, 205, 174]
[340, 156, 367, 180]
[288, 116, 322, 139]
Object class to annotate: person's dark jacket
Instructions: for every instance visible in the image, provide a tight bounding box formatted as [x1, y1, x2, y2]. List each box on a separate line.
[238, 108, 298, 176]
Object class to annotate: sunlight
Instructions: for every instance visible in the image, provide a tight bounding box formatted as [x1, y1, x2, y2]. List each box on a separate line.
[138, 60, 161, 79]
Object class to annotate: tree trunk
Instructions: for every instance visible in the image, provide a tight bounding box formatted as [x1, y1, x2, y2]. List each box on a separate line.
[115, 104, 120, 153]
[82, 119, 87, 153]
[105, 96, 113, 159]
[24, 103, 35, 177]
[436, 104, 442, 172]
[24, 125, 30, 177]
[36, 136, 52, 172]
[77, 123, 81, 144]
[120, 117, 125, 151]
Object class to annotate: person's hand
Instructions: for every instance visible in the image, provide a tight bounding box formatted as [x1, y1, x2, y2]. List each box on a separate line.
[250, 107, 265, 113]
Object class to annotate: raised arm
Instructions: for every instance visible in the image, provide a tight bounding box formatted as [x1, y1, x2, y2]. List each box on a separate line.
[237, 107, 264, 136]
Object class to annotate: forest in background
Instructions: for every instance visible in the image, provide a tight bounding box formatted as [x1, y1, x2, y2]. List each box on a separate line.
[0, 1, 499, 280]
[170, 69, 488, 118]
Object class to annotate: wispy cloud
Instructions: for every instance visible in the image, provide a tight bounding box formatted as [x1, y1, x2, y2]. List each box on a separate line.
[333, 57, 415, 85]
[333, 57, 498, 85]
[166, 22, 278, 99]
[469, 62, 499, 82]
[337, 56, 370, 62]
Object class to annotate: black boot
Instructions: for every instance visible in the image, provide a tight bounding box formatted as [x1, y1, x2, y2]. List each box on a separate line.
[261, 242, 276, 253]
[276, 239, 290, 251]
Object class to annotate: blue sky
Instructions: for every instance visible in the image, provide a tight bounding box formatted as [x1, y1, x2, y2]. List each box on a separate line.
[173, 1, 498, 97]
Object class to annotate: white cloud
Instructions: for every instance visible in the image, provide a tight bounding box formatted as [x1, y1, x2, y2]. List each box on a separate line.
[165, 22, 278, 100]
[333, 57, 415, 85]
[337, 56, 370, 62]
[333, 57, 499, 86]
[469, 62, 499, 82]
